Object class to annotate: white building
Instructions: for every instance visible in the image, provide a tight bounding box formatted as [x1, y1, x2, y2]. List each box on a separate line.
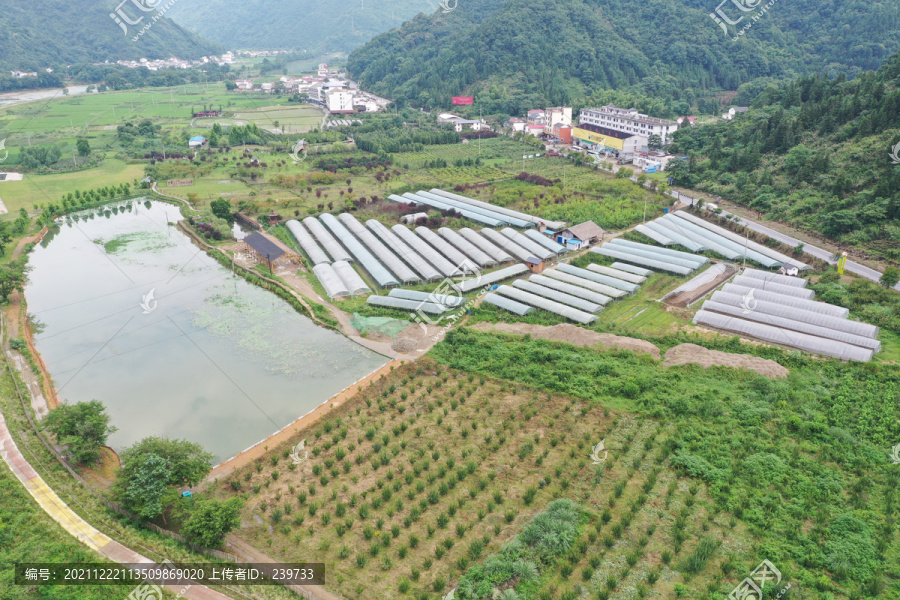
[578, 105, 678, 145]
[722, 107, 749, 121]
[326, 90, 355, 113]
[544, 107, 572, 128]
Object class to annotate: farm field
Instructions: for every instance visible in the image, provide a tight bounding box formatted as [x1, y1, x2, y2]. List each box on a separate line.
[0, 159, 145, 213]
[207, 356, 757, 600]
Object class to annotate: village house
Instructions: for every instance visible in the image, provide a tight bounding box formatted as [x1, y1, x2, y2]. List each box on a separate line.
[556, 221, 605, 250]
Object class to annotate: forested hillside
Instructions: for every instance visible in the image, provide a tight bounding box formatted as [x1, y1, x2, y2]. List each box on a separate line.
[347, 0, 900, 115]
[668, 51, 900, 262]
[167, 0, 437, 52]
[0, 0, 219, 77]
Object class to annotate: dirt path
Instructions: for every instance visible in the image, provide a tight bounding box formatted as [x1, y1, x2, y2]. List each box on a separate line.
[224, 536, 341, 600]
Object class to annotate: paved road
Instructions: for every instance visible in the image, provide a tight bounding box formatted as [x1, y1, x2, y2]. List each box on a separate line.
[0, 411, 234, 600]
[669, 191, 900, 291]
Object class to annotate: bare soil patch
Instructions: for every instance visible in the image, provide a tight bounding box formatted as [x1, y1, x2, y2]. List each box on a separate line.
[663, 343, 789, 379]
[471, 322, 661, 358]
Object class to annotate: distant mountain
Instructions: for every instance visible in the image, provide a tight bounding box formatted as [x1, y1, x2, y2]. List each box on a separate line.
[166, 0, 438, 52]
[0, 0, 219, 73]
[346, 0, 900, 114]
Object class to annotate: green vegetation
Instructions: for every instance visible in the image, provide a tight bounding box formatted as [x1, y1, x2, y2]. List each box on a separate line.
[0, 0, 219, 81]
[180, 496, 244, 549]
[348, 0, 900, 113]
[43, 401, 117, 466]
[114, 437, 213, 521]
[167, 0, 436, 52]
[669, 50, 900, 262]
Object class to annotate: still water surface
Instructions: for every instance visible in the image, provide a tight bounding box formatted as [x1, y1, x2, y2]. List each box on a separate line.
[26, 200, 387, 462]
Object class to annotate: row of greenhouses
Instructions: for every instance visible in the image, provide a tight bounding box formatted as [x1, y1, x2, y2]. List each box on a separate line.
[693, 268, 879, 361]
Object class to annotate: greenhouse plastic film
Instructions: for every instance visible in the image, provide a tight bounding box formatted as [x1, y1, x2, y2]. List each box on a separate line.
[332, 261, 371, 295]
[664, 214, 781, 267]
[402, 192, 504, 227]
[303, 216, 353, 263]
[500, 228, 555, 260]
[693, 310, 873, 362]
[530, 274, 612, 305]
[483, 293, 535, 316]
[542, 269, 626, 298]
[389, 289, 465, 307]
[558, 263, 639, 293]
[522, 229, 568, 254]
[458, 264, 530, 293]
[643, 220, 707, 252]
[496, 285, 598, 325]
[438, 227, 496, 267]
[605, 239, 708, 266]
[586, 264, 647, 285]
[391, 224, 459, 278]
[338, 213, 421, 285]
[366, 219, 442, 281]
[591, 247, 692, 275]
[320, 214, 399, 288]
[710, 291, 876, 338]
[286, 220, 330, 266]
[732, 275, 815, 300]
[721, 283, 848, 318]
[366, 295, 447, 315]
[429, 188, 567, 230]
[513, 280, 603, 313]
[602, 242, 705, 270]
[312, 263, 350, 299]
[634, 224, 674, 246]
[701, 300, 881, 351]
[611, 262, 653, 277]
[480, 228, 535, 261]
[742, 268, 809, 288]
[458, 228, 514, 263]
[416, 190, 532, 228]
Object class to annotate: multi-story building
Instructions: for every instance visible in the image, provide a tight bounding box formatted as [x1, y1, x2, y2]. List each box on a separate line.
[326, 90, 355, 114]
[577, 105, 678, 145]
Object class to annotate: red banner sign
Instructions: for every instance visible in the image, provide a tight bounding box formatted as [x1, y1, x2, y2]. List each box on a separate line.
[452, 96, 474, 105]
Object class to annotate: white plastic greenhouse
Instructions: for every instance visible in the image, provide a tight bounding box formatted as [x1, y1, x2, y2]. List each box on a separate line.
[389, 289, 465, 307]
[320, 214, 399, 288]
[542, 269, 627, 298]
[479, 228, 535, 262]
[391, 224, 460, 278]
[457, 264, 530, 293]
[332, 261, 371, 296]
[338, 213, 421, 285]
[286, 220, 330, 266]
[458, 228, 514, 263]
[429, 188, 567, 230]
[438, 227, 497, 267]
[366, 295, 447, 315]
[557, 263, 639, 293]
[500, 228, 555, 260]
[313, 263, 350, 300]
[366, 219, 442, 281]
[731, 275, 815, 300]
[483, 293, 535, 316]
[512, 280, 603, 313]
[495, 285, 598, 325]
[585, 264, 647, 285]
[303, 216, 353, 263]
[529, 274, 612, 305]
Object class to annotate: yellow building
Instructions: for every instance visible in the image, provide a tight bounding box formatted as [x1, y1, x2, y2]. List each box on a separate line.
[572, 123, 642, 154]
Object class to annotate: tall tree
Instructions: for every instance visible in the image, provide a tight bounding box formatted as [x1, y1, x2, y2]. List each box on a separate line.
[43, 400, 117, 466]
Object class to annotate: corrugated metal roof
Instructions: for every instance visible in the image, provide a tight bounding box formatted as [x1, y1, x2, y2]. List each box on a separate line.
[332, 261, 371, 296]
[243, 232, 286, 261]
[286, 220, 330, 265]
[320, 214, 399, 288]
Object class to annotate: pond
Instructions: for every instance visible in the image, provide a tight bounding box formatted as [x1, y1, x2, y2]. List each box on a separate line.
[25, 200, 388, 463]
